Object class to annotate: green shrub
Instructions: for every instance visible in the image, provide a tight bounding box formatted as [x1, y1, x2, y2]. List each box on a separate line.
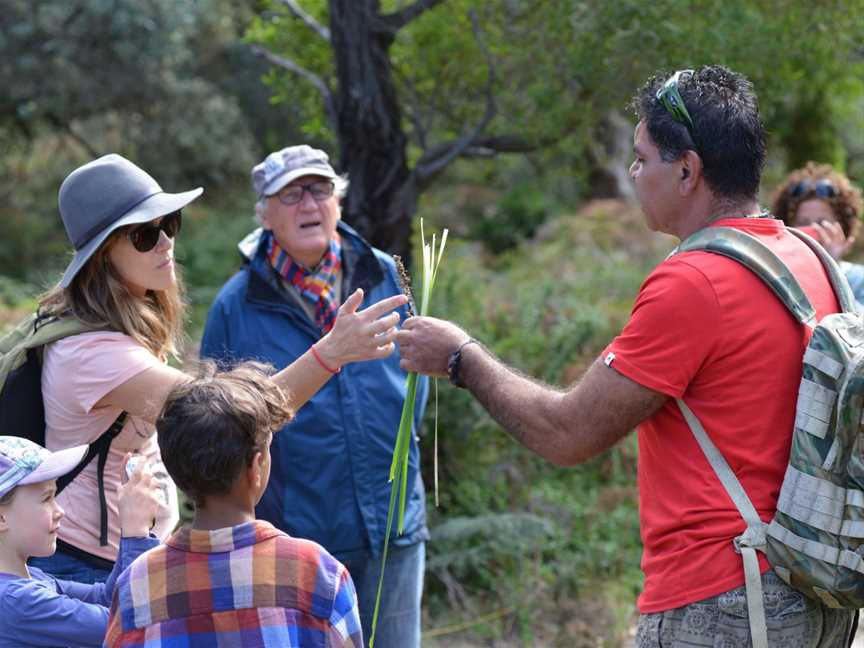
[469, 184, 556, 254]
[174, 187, 258, 335]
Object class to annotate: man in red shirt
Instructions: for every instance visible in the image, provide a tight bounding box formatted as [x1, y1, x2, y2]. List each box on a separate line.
[396, 66, 856, 646]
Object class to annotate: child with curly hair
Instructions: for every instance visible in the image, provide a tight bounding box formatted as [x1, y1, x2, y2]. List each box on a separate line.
[104, 362, 363, 647]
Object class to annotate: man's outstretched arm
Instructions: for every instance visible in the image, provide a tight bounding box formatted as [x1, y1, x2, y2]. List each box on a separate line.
[396, 316, 667, 466]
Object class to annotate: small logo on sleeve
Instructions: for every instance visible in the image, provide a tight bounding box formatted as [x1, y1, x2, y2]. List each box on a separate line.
[604, 352, 616, 367]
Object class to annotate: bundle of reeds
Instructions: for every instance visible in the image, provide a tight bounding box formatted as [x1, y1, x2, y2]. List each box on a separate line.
[370, 221, 448, 647]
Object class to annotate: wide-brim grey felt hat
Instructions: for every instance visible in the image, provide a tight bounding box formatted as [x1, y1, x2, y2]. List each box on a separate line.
[252, 145, 337, 198]
[58, 154, 203, 288]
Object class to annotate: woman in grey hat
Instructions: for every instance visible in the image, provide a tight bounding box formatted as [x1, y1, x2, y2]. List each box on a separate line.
[28, 154, 406, 584]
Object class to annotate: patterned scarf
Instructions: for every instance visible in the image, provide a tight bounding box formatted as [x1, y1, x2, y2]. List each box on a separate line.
[266, 231, 342, 333]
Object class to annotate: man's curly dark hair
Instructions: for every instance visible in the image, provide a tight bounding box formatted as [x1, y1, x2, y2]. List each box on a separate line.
[632, 65, 766, 201]
[772, 162, 863, 239]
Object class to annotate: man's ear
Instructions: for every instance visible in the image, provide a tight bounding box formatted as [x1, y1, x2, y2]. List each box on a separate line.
[249, 451, 265, 490]
[0, 512, 9, 534]
[679, 150, 703, 194]
[259, 199, 273, 230]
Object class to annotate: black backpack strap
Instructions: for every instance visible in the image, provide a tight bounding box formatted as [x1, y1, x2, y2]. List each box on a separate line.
[56, 411, 128, 546]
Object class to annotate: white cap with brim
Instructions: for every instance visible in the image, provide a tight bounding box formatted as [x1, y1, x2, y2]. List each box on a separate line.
[57, 154, 204, 288]
[0, 436, 88, 499]
[252, 145, 338, 198]
[261, 166, 337, 197]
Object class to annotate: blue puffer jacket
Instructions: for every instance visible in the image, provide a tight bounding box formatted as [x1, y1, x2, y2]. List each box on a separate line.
[200, 222, 429, 555]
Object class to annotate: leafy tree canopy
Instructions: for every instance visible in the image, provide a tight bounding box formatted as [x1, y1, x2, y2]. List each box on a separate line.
[249, 0, 864, 182]
[0, 0, 262, 279]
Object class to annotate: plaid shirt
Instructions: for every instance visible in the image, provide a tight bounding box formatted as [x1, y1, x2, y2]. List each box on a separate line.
[103, 520, 362, 647]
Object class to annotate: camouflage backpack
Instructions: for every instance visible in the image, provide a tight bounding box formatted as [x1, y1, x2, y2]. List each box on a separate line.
[673, 226, 862, 648]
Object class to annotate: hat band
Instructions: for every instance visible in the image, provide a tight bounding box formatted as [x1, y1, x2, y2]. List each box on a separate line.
[73, 190, 163, 250]
[0, 463, 29, 498]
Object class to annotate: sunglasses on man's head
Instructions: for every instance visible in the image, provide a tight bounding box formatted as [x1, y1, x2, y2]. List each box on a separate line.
[656, 69, 696, 137]
[128, 211, 182, 252]
[790, 179, 837, 200]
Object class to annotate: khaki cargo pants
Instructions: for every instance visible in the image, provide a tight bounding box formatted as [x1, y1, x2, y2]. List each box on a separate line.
[635, 572, 857, 648]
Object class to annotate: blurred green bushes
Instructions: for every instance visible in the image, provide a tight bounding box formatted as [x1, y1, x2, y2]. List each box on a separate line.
[469, 183, 557, 254]
[174, 188, 258, 334]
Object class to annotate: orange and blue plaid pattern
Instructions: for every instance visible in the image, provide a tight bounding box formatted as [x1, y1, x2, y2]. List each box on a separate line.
[267, 230, 342, 333]
[103, 520, 362, 647]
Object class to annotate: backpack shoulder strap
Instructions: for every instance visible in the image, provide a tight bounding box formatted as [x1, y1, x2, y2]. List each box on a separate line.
[676, 398, 769, 648]
[1, 314, 96, 350]
[56, 411, 128, 547]
[787, 227, 857, 313]
[30, 315, 103, 348]
[674, 226, 816, 327]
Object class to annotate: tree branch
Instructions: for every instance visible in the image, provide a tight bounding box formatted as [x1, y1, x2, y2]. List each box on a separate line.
[45, 113, 100, 158]
[393, 67, 430, 151]
[61, 4, 86, 30]
[379, 0, 447, 33]
[422, 135, 542, 160]
[415, 10, 496, 185]
[250, 44, 337, 133]
[273, 0, 331, 42]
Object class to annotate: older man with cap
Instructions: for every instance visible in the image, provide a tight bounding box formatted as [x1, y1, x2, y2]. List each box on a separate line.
[201, 145, 429, 648]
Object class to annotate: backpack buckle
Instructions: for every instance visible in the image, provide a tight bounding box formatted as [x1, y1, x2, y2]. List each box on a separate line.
[733, 523, 767, 554]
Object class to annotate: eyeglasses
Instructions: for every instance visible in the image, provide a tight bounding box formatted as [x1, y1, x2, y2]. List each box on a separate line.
[656, 69, 696, 139]
[275, 181, 335, 206]
[790, 179, 837, 199]
[127, 211, 182, 252]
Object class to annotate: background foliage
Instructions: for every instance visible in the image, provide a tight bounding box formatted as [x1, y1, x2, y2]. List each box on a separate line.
[3, 1, 864, 643]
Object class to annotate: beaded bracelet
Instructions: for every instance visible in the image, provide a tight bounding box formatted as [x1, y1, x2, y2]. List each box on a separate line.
[447, 339, 478, 388]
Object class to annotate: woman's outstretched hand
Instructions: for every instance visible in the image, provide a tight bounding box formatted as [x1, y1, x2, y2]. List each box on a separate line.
[315, 289, 408, 370]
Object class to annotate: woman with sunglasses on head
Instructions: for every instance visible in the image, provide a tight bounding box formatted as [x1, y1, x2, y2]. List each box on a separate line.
[773, 162, 864, 303]
[27, 154, 406, 584]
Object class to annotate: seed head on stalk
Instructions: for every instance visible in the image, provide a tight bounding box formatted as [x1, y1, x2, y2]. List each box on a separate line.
[392, 254, 415, 317]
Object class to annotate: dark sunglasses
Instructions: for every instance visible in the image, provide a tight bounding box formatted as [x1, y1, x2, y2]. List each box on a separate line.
[790, 179, 837, 200]
[127, 211, 182, 252]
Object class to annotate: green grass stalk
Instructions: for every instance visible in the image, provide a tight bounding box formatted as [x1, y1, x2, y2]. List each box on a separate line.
[370, 221, 448, 647]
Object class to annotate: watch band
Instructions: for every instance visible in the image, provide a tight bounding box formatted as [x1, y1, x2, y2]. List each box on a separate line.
[448, 339, 478, 388]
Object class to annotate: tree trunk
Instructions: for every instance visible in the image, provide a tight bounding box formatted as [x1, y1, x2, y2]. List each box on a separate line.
[329, 0, 416, 261]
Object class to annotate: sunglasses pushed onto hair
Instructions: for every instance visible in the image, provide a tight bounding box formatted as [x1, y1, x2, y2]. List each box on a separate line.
[656, 69, 699, 148]
[790, 179, 837, 200]
[128, 211, 182, 252]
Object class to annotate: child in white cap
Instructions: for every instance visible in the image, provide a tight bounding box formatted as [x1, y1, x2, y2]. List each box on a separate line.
[0, 436, 160, 648]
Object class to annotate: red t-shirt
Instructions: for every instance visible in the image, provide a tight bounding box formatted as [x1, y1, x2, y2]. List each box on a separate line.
[604, 217, 840, 613]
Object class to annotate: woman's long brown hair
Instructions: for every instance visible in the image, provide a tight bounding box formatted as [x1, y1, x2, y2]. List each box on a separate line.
[39, 229, 185, 360]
